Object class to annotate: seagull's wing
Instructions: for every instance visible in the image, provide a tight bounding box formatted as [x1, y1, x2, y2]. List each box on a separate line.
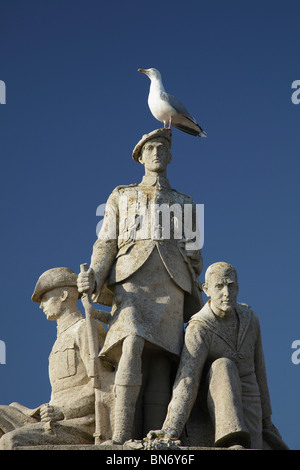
[161, 91, 207, 137]
[161, 91, 196, 122]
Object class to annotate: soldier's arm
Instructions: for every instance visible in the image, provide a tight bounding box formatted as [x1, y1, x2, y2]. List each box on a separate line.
[160, 321, 209, 438]
[253, 313, 289, 448]
[40, 403, 64, 422]
[90, 189, 120, 297]
[253, 313, 272, 420]
[87, 306, 111, 325]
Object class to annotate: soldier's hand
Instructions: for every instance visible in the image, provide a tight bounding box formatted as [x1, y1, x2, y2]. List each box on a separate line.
[77, 268, 95, 294]
[40, 403, 64, 422]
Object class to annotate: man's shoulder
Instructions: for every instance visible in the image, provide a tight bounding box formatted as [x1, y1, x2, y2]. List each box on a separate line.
[237, 302, 259, 323]
[237, 302, 256, 315]
[172, 188, 194, 201]
[106, 184, 139, 202]
[70, 317, 107, 348]
[112, 183, 138, 193]
[75, 316, 106, 333]
[67, 317, 86, 336]
[189, 302, 210, 319]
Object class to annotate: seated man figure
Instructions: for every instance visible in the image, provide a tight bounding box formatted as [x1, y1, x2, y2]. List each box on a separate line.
[0, 267, 106, 450]
[148, 262, 288, 449]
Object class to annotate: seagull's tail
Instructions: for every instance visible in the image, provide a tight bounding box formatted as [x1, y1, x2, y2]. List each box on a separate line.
[199, 130, 207, 138]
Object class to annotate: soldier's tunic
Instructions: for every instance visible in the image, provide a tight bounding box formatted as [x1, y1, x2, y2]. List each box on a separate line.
[90, 175, 203, 361]
[48, 312, 101, 425]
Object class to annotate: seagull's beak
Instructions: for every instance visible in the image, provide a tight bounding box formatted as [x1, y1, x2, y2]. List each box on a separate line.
[138, 68, 148, 74]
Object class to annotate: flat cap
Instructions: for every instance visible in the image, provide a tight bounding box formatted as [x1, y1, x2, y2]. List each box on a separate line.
[32, 267, 78, 303]
[132, 128, 172, 162]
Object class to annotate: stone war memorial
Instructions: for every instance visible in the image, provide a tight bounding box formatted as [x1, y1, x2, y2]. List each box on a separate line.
[0, 68, 290, 451]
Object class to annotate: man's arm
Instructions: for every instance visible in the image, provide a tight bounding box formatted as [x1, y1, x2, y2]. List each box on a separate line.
[253, 315, 272, 420]
[78, 189, 119, 300]
[39, 403, 64, 422]
[253, 314, 289, 449]
[91, 190, 119, 294]
[160, 321, 209, 438]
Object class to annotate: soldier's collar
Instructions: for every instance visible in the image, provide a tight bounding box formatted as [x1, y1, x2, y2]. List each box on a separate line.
[139, 175, 171, 189]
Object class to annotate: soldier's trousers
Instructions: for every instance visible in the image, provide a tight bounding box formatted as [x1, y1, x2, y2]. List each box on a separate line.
[206, 357, 263, 449]
[114, 335, 174, 439]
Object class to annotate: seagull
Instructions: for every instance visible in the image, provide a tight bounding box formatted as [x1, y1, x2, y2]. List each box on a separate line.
[138, 67, 207, 137]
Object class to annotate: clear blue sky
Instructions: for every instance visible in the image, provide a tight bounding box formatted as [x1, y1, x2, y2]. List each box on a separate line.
[0, 0, 299, 449]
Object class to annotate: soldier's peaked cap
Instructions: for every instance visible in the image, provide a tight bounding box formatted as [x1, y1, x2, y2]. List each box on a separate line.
[32, 267, 78, 303]
[132, 128, 172, 162]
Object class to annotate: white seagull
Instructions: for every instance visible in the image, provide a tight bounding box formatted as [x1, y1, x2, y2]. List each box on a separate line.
[138, 67, 207, 137]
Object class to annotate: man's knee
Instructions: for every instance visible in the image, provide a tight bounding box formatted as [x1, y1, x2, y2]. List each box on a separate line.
[210, 357, 238, 376]
[115, 336, 144, 386]
[207, 357, 242, 397]
[207, 358, 240, 390]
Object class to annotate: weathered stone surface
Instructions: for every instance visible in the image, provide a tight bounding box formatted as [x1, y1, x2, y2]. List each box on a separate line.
[0, 268, 106, 450]
[148, 262, 289, 450]
[77, 128, 203, 444]
[0, 130, 290, 452]
[14, 444, 249, 451]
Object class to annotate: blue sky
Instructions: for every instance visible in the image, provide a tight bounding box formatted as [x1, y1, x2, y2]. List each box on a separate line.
[0, 0, 299, 449]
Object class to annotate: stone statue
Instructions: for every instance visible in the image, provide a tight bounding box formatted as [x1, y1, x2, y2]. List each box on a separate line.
[147, 262, 289, 450]
[0, 267, 106, 450]
[77, 128, 203, 444]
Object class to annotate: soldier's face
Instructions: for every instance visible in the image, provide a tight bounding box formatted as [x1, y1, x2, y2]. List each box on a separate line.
[40, 288, 64, 320]
[139, 139, 171, 173]
[205, 271, 239, 317]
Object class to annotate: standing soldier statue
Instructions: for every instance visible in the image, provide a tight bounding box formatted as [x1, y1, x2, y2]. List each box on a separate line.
[77, 128, 203, 444]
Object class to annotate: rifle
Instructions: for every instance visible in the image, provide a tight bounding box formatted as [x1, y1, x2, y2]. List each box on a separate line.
[80, 263, 101, 443]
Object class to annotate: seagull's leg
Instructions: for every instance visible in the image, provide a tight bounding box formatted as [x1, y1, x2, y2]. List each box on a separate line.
[163, 121, 167, 128]
[168, 118, 172, 129]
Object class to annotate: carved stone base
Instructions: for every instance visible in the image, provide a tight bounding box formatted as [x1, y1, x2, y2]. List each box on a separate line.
[14, 443, 251, 451]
